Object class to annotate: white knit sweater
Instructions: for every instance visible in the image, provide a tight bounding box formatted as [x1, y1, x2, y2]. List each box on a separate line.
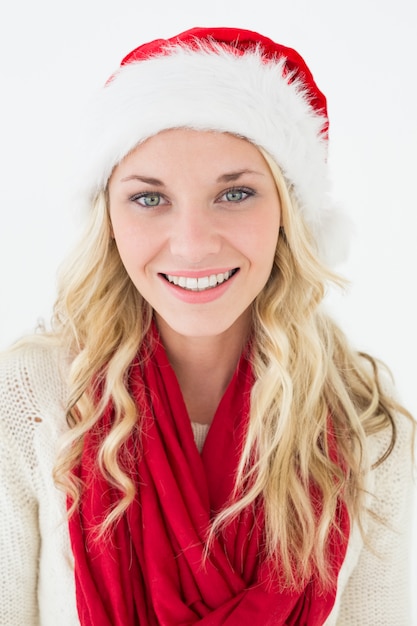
[0, 343, 414, 626]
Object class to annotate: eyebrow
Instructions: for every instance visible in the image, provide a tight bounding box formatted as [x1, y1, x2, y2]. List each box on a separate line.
[216, 169, 265, 183]
[120, 169, 264, 186]
[120, 175, 165, 185]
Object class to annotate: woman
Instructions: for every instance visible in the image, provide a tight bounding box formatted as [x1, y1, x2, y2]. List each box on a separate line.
[0, 27, 414, 626]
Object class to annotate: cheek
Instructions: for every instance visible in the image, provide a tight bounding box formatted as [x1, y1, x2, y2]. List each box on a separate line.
[238, 215, 280, 264]
[111, 218, 149, 270]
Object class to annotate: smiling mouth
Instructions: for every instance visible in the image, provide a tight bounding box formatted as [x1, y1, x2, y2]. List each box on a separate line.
[162, 269, 238, 291]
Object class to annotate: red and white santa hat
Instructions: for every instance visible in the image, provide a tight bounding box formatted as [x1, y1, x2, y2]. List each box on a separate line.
[79, 27, 352, 265]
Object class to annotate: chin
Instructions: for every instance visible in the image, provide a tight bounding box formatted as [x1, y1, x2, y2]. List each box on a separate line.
[154, 309, 251, 343]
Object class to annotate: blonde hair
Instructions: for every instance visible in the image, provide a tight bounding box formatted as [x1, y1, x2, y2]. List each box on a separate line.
[44, 146, 412, 589]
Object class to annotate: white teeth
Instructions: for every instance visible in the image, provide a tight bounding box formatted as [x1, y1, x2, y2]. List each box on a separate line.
[198, 276, 210, 290]
[186, 277, 198, 290]
[165, 270, 235, 291]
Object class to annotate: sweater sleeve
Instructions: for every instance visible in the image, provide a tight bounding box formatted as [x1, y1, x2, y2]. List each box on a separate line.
[0, 344, 79, 626]
[0, 348, 42, 625]
[326, 392, 415, 624]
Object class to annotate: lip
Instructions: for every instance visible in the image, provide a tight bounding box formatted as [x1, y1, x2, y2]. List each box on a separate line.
[160, 268, 236, 278]
[158, 268, 239, 303]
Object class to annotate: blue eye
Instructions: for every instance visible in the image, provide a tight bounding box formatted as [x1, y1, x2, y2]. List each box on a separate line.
[131, 192, 164, 207]
[220, 187, 254, 203]
[226, 190, 245, 202]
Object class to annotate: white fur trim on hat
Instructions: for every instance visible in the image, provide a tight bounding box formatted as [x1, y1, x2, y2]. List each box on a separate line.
[77, 42, 351, 266]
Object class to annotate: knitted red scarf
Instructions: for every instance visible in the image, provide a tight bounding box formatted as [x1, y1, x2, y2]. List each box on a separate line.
[68, 330, 349, 625]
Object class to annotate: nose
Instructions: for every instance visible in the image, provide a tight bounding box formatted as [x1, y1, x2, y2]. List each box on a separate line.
[169, 205, 222, 264]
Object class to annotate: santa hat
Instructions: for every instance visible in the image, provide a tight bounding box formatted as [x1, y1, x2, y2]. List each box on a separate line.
[78, 27, 352, 265]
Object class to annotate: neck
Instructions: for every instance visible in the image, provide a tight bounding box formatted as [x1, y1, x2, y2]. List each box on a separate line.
[155, 313, 251, 424]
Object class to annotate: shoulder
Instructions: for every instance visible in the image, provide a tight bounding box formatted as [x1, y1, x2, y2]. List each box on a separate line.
[354, 354, 414, 470]
[0, 340, 70, 486]
[366, 411, 414, 545]
[366, 360, 414, 481]
[0, 338, 70, 421]
[359, 356, 415, 522]
[0, 338, 69, 410]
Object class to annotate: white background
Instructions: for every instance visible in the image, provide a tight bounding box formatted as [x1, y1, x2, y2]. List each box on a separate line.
[0, 0, 416, 616]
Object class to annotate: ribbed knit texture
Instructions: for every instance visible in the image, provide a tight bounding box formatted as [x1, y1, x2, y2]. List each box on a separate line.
[0, 344, 414, 625]
[190, 421, 210, 453]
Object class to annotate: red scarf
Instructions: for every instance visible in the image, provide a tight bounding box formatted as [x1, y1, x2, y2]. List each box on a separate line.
[68, 330, 349, 625]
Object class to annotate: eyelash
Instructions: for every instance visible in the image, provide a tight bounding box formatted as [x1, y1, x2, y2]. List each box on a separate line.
[130, 192, 167, 208]
[130, 186, 256, 207]
[218, 186, 255, 203]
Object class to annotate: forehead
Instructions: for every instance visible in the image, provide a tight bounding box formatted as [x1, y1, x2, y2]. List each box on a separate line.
[113, 128, 270, 175]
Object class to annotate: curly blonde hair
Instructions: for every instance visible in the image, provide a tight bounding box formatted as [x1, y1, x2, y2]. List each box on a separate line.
[48, 146, 412, 589]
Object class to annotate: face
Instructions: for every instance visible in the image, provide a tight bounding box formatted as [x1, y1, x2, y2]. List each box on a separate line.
[108, 129, 281, 342]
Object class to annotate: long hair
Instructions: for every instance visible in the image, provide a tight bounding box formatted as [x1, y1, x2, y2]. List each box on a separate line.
[48, 145, 412, 587]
